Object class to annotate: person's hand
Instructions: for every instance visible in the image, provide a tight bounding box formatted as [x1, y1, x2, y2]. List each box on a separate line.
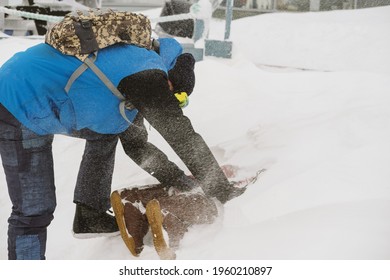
[215, 183, 247, 204]
[168, 53, 195, 94]
[174, 92, 189, 108]
[170, 174, 201, 192]
[168, 80, 189, 108]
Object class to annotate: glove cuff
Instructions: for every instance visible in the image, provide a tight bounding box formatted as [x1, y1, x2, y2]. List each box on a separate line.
[174, 92, 189, 108]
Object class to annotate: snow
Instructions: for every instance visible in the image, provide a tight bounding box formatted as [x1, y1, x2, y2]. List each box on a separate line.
[0, 5, 390, 261]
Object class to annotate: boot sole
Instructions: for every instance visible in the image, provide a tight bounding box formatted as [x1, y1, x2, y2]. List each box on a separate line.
[145, 199, 176, 260]
[110, 191, 139, 257]
[72, 231, 120, 239]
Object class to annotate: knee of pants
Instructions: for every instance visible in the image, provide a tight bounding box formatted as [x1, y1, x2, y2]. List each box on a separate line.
[120, 127, 148, 152]
[9, 211, 54, 230]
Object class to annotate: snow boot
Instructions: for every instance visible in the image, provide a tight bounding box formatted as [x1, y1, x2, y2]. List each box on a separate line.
[72, 203, 119, 238]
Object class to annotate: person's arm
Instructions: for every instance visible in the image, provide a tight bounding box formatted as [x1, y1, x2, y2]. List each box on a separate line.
[119, 39, 198, 190]
[119, 114, 198, 191]
[119, 40, 244, 203]
[168, 53, 195, 108]
[118, 69, 236, 203]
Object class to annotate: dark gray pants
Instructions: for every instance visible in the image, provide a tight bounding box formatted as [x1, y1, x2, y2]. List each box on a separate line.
[0, 104, 117, 259]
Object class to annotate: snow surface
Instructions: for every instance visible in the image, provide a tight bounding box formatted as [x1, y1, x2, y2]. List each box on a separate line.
[0, 5, 390, 260]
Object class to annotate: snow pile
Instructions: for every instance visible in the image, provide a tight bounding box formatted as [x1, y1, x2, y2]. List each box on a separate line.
[231, 5, 390, 74]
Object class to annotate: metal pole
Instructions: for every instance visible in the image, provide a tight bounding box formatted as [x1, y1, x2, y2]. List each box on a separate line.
[0, 0, 6, 33]
[354, 0, 358, 9]
[224, 0, 233, 40]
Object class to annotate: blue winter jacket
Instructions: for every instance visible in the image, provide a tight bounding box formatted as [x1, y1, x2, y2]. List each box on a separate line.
[0, 38, 182, 135]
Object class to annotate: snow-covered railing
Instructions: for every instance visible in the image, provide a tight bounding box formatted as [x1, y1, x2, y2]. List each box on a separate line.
[149, 13, 196, 23]
[0, 2, 213, 60]
[0, 6, 197, 24]
[0, 6, 63, 22]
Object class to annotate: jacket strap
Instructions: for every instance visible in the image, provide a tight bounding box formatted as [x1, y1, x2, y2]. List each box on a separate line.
[64, 52, 135, 123]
